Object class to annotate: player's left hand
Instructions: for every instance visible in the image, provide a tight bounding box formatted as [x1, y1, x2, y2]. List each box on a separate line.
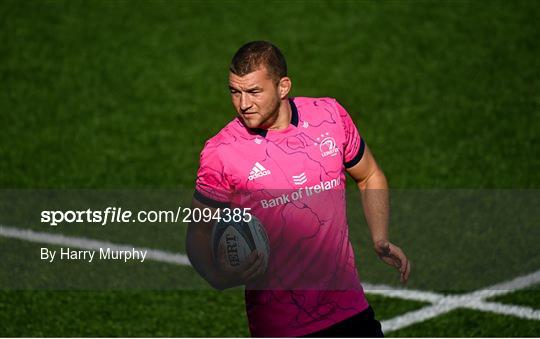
[374, 240, 410, 284]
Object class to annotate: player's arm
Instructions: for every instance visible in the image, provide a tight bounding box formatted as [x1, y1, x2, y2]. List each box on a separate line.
[185, 198, 265, 290]
[346, 144, 411, 284]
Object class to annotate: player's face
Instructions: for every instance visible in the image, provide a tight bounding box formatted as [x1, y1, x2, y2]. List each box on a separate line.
[229, 68, 282, 129]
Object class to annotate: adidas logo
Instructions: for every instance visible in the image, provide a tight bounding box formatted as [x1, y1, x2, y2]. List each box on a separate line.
[248, 162, 271, 181]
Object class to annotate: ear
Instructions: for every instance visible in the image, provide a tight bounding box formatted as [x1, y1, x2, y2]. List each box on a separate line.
[278, 77, 292, 99]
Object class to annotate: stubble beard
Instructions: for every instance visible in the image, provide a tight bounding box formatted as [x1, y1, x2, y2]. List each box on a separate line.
[238, 96, 281, 130]
[254, 96, 281, 130]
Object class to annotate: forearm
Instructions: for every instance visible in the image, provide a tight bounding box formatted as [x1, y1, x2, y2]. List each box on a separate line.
[186, 223, 243, 290]
[358, 169, 389, 245]
[185, 201, 243, 290]
[186, 223, 219, 288]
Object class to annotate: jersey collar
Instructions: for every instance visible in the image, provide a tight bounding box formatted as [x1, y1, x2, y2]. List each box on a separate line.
[254, 98, 298, 137]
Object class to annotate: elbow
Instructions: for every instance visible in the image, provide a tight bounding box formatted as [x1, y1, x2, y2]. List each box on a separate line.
[358, 168, 387, 190]
[209, 281, 227, 291]
[205, 270, 230, 291]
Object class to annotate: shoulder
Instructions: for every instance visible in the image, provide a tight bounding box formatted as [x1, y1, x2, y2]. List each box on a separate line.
[292, 96, 346, 119]
[292, 96, 348, 127]
[201, 118, 242, 153]
[292, 96, 340, 110]
[199, 118, 256, 169]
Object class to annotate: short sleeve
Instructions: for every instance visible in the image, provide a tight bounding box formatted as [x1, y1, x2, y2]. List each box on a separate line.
[194, 142, 233, 208]
[335, 100, 365, 168]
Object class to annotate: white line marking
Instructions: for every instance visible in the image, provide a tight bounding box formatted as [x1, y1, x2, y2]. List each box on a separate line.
[379, 269, 540, 333]
[0, 225, 539, 332]
[468, 301, 540, 321]
[469, 269, 540, 300]
[0, 225, 191, 266]
[363, 283, 444, 303]
[382, 302, 459, 333]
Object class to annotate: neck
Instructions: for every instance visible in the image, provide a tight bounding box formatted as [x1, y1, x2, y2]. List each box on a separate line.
[266, 98, 292, 130]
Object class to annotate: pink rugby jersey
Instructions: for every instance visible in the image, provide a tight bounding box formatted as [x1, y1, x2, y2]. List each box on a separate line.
[194, 97, 369, 337]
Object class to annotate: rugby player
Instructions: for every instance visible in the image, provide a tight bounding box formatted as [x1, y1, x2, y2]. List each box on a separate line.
[186, 41, 410, 337]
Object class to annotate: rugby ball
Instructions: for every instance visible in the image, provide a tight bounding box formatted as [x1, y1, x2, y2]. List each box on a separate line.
[211, 215, 270, 271]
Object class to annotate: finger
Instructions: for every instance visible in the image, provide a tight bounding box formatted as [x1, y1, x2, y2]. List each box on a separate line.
[388, 246, 406, 268]
[240, 250, 260, 273]
[400, 258, 410, 284]
[244, 251, 261, 271]
[245, 250, 259, 265]
[252, 251, 268, 275]
[379, 243, 400, 260]
[401, 272, 407, 284]
[399, 256, 407, 274]
[399, 260, 407, 284]
[402, 259, 411, 283]
[385, 252, 402, 269]
[380, 255, 405, 282]
[378, 249, 400, 264]
[243, 252, 263, 280]
[389, 249, 409, 283]
[394, 253, 406, 271]
[246, 256, 267, 283]
[388, 244, 403, 259]
[381, 256, 400, 270]
[245, 259, 264, 282]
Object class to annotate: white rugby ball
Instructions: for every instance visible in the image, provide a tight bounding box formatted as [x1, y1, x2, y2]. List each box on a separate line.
[211, 215, 270, 271]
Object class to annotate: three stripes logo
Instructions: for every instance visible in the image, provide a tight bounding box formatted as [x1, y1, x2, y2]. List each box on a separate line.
[248, 162, 271, 181]
[292, 172, 307, 185]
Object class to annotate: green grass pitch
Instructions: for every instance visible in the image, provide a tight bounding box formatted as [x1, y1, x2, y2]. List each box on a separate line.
[1, 0, 539, 336]
[491, 284, 540, 310]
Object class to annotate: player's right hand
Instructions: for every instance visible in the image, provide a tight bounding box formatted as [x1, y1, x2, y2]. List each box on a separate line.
[216, 249, 266, 287]
[239, 250, 267, 284]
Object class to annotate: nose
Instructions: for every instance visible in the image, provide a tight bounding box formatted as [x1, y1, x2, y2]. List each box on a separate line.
[240, 93, 252, 111]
